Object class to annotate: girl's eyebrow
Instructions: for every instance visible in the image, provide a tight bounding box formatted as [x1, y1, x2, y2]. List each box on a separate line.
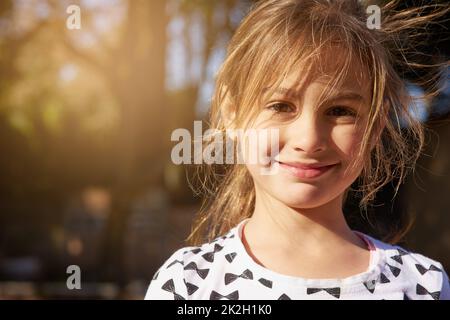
[265, 87, 367, 104]
[272, 87, 294, 95]
[262, 87, 300, 98]
[327, 92, 367, 104]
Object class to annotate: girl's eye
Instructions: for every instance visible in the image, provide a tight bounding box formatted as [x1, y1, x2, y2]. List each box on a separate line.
[266, 103, 295, 113]
[326, 106, 357, 118]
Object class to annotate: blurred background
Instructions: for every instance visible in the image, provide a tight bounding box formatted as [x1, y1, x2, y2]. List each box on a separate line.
[0, 0, 448, 299]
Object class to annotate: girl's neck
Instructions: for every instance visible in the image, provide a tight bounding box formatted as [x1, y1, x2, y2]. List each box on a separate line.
[246, 188, 367, 254]
[241, 190, 371, 278]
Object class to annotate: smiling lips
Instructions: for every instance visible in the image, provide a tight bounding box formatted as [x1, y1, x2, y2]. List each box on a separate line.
[276, 161, 338, 179]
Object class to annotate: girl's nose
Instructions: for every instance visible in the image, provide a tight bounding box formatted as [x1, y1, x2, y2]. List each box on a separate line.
[284, 111, 327, 154]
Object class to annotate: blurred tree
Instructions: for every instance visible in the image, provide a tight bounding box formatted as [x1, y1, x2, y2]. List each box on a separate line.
[0, 0, 250, 286]
[0, 0, 170, 284]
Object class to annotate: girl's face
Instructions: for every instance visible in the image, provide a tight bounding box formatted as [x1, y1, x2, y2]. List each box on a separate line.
[243, 67, 372, 209]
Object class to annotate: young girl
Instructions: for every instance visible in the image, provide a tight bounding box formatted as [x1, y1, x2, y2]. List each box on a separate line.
[146, 0, 450, 300]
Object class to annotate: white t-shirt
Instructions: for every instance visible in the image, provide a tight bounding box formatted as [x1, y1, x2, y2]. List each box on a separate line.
[145, 218, 450, 300]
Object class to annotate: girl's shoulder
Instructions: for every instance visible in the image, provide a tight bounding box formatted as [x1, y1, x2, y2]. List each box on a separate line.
[144, 229, 237, 300]
[364, 234, 450, 300]
[367, 234, 446, 271]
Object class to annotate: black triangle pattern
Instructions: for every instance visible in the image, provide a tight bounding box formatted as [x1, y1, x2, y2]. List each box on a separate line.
[184, 279, 199, 296]
[363, 279, 376, 294]
[386, 263, 401, 277]
[225, 252, 237, 263]
[212, 235, 228, 243]
[184, 261, 210, 279]
[258, 278, 273, 288]
[161, 279, 185, 300]
[278, 293, 291, 300]
[379, 273, 390, 283]
[416, 283, 440, 300]
[167, 259, 183, 269]
[306, 287, 341, 299]
[363, 271, 392, 294]
[415, 263, 442, 275]
[183, 247, 202, 255]
[202, 243, 224, 263]
[225, 269, 253, 285]
[210, 290, 239, 300]
[390, 249, 409, 265]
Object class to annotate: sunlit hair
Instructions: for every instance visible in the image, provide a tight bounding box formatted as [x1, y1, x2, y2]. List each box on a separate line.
[186, 0, 449, 245]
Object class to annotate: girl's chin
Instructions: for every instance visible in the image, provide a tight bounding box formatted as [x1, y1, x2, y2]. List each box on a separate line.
[278, 199, 327, 209]
[273, 191, 332, 208]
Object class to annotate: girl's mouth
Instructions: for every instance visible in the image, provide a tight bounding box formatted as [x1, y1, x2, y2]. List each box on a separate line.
[276, 161, 338, 179]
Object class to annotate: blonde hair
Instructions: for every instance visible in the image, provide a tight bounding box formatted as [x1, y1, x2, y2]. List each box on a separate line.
[186, 0, 449, 245]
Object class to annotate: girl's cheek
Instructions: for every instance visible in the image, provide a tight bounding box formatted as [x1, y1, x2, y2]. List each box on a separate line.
[243, 128, 280, 167]
[332, 126, 365, 156]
